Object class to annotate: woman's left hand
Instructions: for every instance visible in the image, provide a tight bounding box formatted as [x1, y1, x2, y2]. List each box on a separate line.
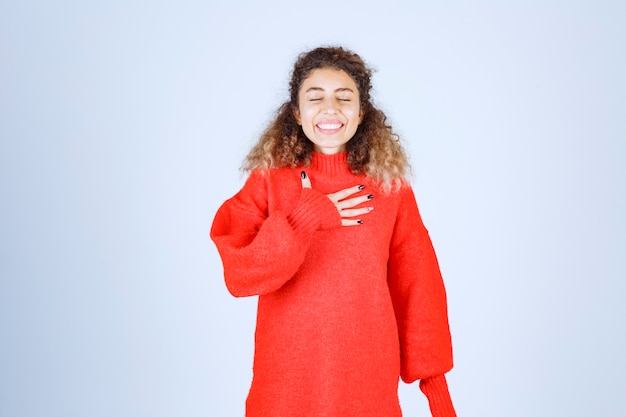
[301, 171, 373, 226]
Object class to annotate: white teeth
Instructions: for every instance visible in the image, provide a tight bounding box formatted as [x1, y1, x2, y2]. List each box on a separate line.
[317, 123, 342, 129]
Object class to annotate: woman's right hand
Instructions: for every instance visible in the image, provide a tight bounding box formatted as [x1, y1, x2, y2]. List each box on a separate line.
[301, 171, 374, 226]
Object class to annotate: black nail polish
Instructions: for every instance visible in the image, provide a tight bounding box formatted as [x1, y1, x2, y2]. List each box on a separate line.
[367, 194, 374, 199]
[358, 185, 365, 190]
[301, 171, 306, 179]
[357, 220, 363, 224]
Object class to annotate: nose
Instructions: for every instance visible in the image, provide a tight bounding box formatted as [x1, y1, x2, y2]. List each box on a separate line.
[323, 102, 337, 114]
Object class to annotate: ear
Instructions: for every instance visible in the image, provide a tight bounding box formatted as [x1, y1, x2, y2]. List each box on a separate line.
[292, 106, 302, 125]
[359, 108, 365, 124]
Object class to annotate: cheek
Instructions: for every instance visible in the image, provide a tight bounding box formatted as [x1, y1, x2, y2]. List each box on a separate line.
[300, 107, 317, 122]
[349, 106, 362, 121]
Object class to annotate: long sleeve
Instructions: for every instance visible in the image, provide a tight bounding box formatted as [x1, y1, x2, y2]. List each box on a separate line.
[210, 170, 341, 297]
[387, 186, 456, 416]
[420, 375, 456, 417]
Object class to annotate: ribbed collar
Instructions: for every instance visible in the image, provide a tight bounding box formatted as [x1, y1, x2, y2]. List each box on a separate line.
[309, 152, 353, 177]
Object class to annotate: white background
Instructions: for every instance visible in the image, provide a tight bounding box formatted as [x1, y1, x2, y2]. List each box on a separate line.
[1, 1, 624, 416]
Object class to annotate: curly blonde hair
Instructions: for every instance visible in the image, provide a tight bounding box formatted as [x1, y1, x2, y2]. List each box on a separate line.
[243, 46, 410, 191]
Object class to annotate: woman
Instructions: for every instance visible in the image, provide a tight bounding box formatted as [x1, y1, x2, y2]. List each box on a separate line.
[211, 46, 456, 417]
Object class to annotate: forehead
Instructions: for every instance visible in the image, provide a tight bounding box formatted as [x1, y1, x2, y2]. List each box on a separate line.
[300, 68, 359, 92]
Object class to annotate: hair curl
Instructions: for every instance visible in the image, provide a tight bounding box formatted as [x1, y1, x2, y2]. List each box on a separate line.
[243, 46, 410, 191]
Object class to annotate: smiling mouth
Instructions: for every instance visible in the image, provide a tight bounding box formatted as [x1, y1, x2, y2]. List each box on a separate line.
[316, 123, 343, 130]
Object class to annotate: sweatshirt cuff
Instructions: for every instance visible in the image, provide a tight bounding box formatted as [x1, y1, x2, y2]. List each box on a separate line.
[287, 188, 341, 237]
[419, 374, 456, 417]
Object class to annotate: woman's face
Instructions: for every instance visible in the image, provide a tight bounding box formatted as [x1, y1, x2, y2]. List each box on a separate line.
[294, 68, 363, 155]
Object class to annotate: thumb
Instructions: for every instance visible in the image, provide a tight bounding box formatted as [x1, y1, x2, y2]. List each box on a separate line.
[300, 171, 312, 189]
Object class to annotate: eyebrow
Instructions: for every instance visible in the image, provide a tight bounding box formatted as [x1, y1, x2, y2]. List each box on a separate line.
[305, 87, 355, 93]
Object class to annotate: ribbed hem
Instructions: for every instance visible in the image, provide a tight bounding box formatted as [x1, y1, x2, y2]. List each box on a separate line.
[287, 188, 341, 236]
[309, 152, 353, 177]
[419, 375, 456, 417]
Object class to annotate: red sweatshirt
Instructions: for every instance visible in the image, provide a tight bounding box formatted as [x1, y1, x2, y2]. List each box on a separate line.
[211, 152, 456, 417]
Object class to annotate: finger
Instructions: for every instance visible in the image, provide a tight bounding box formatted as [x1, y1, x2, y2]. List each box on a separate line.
[300, 171, 312, 189]
[339, 206, 373, 218]
[341, 218, 364, 227]
[336, 193, 374, 210]
[327, 184, 365, 203]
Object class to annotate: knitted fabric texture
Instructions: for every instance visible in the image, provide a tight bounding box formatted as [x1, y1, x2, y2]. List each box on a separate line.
[211, 152, 456, 417]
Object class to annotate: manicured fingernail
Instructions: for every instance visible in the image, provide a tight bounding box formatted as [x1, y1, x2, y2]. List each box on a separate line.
[357, 220, 364, 224]
[367, 207, 374, 212]
[367, 194, 374, 199]
[301, 171, 307, 179]
[358, 185, 365, 190]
